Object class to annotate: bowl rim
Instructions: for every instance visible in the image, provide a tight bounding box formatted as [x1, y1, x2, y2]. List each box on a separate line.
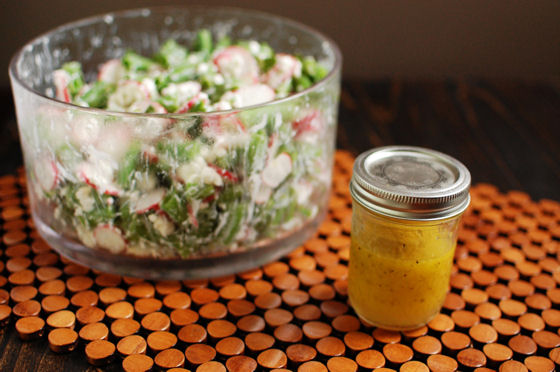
[9, 5, 342, 119]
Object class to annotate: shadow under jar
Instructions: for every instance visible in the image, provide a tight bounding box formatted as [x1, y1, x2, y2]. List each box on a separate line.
[349, 146, 470, 330]
[9, 7, 341, 279]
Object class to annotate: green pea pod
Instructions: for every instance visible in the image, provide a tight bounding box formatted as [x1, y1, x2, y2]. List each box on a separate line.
[122, 50, 155, 72]
[79, 81, 115, 108]
[221, 204, 245, 244]
[194, 29, 213, 55]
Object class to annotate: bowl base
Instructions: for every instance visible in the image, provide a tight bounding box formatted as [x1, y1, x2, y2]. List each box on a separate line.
[33, 211, 325, 280]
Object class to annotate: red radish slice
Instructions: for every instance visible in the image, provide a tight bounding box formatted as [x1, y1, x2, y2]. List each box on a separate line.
[94, 225, 126, 253]
[219, 114, 246, 133]
[213, 46, 259, 84]
[77, 161, 120, 196]
[36, 159, 59, 191]
[233, 84, 276, 108]
[266, 134, 280, 161]
[122, 80, 151, 99]
[95, 123, 132, 160]
[202, 114, 245, 136]
[262, 152, 293, 188]
[129, 100, 168, 114]
[176, 93, 210, 113]
[263, 54, 302, 89]
[142, 146, 159, 163]
[187, 205, 199, 228]
[98, 59, 125, 84]
[293, 110, 323, 136]
[134, 189, 165, 214]
[53, 70, 71, 102]
[209, 164, 238, 182]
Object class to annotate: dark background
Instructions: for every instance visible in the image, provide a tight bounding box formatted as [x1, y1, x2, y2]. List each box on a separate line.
[3, 0, 560, 85]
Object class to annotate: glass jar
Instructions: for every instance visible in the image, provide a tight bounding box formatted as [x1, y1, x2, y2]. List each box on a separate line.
[348, 146, 470, 330]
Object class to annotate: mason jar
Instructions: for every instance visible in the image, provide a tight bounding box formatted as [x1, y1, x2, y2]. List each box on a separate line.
[348, 146, 471, 330]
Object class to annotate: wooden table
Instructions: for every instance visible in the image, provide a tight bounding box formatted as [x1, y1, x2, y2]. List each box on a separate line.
[0, 80, 559, 371]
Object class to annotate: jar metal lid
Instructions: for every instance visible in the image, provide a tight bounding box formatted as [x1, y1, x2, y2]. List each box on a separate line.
[350, 146, 471, 220]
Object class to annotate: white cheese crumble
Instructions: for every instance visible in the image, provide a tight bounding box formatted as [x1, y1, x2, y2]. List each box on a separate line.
[177, 156, 223, 186]
[162, 81, 201, 103]
[107, 82, 149, 111]
[149, 214, 175, 237]
[76, 186, 95, 212]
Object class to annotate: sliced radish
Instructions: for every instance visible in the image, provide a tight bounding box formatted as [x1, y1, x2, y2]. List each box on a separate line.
[187, 205, 199, 228]
[94, 123, 132, 160]
[262, 152, 293, 188]
[176, 92, 210, 114]
[202, 114, 245, 137]
[94, 225, 126, 253]
[35, 158, 59, 191]
[98, 59, 125, 84]
[141, 78, 159, 99]
[209, 164, 238, 182]
[203, 193, 216, 204]
[141, 146, 159, 163]
[77, 160, 120, 196]
[53, 69, 71, 102]
[219, 114, 246, 133]
[213, 46, 259, 84]
[230, 84, 276, 108]
[128, 100, 168, 114]
[262, 54, 302, 90]
[134, 188, 165, 214]
[267, 133, 280, 161]
[293, 109, 323, 137]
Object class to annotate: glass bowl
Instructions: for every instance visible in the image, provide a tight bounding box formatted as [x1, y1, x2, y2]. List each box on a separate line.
[9, 7, 341, 279]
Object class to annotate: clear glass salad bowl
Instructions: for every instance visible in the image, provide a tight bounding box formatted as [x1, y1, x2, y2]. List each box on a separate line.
[9, 7, 341, 279]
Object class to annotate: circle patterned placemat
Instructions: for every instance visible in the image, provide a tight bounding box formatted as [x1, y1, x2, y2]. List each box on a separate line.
[0, 150, 559, 371]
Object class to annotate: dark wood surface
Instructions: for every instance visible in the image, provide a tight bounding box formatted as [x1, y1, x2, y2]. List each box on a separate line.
[0, 79, 559, 371]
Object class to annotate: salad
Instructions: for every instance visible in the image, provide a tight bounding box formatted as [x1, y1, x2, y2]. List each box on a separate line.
[28, 30, 337, 259]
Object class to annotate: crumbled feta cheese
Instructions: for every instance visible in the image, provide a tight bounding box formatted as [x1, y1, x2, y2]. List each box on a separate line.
[135, 171, 157, 192]
[76, 186, 95, 212]
[149, 214, 175, 237]
[98, 59, 125, 84]
[248, 41, 260, 54]
[177, 156, 223, 186]
[141, 78, 159, 99]
[162, 81, 201, 103]
[213, 74, 225, 85]
[213, 101, 232, 111]
[107, 81, 149, 111]
[70, 115, 101, 145]
[196, 62, 209, 75]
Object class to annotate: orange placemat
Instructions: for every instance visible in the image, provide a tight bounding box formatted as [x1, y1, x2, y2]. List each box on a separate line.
[0, 150, 559, 371]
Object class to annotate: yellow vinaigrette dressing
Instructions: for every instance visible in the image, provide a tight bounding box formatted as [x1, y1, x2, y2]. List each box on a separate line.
[349, 146, 470, 330]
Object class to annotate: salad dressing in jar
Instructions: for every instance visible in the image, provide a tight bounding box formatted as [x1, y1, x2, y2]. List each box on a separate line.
[348, 146, 470, 330]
